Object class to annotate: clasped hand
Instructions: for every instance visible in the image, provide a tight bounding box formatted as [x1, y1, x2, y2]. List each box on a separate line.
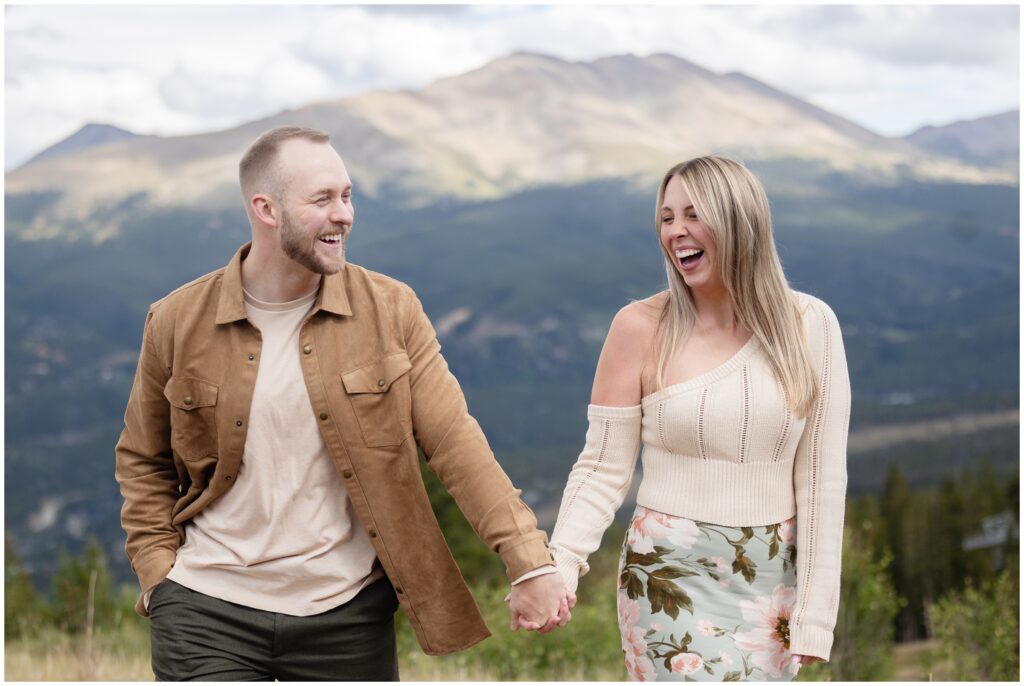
[506, 573, 576, 634]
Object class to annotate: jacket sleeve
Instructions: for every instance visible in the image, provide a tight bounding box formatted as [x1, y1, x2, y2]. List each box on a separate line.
[789, 299, 851, 661]
[114, 308, 180, 615]
[548, 404, 642, 593]
[400, 287, 554, 582]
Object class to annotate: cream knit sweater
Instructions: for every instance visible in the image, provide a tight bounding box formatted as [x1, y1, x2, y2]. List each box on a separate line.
[549, 293, 850, 661]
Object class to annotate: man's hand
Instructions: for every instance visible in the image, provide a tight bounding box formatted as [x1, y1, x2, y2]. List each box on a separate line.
[507, 573, 576, 634]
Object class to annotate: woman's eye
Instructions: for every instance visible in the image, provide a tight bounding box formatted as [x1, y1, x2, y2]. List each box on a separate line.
[661, 216, 672, 224]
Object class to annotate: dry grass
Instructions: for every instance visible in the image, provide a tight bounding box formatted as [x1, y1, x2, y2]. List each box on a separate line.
[5, 626, 153, 681]
[4, 624, 622, 682]
[5, 624, 950, 681]
[890, 639, 955, 682]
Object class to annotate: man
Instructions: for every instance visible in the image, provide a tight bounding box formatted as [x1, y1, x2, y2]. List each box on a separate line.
[115, 126, 571, 681]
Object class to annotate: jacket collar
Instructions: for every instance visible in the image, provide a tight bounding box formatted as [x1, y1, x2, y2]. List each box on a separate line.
[215, 242, 353, 324]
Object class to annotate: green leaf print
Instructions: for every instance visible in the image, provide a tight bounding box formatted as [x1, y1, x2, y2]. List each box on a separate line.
[732, 552, 758, 584]
[621, 568, 645, 599]
[739, 526, 754, 542]
[649, 565, 699, 580]
[625, 545, 672, 567]
[722, 670, 742, 681]
[647, 576, 694, 619]
[768, 536, 779, 560]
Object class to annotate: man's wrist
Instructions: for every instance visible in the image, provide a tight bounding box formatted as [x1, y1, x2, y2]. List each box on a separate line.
[511, 565, 558, 585]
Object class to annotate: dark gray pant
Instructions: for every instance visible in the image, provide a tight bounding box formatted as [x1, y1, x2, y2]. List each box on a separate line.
[148, 576, 400, 681]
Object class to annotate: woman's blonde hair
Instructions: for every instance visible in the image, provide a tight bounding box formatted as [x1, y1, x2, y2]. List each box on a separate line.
[652, 156, 818, 417]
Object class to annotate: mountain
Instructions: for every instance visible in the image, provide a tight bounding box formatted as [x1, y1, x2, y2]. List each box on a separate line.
[904, 110, 1019, 168]
[5, 52, 1015, 242]
[26, 123, 142, 165]
[4, 51, 1019, 585]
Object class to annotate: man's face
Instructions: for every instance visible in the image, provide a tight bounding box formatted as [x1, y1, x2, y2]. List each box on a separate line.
[274, 139, 354, 275]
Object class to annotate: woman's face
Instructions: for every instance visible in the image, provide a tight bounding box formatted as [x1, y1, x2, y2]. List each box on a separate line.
[660, 175, 721, 293]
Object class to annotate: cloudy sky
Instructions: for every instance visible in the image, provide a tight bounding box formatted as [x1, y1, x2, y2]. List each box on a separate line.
[5, 3, 1020, 170]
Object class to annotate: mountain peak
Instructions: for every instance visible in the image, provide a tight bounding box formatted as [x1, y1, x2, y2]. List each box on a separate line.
[26, 123, 140, 167]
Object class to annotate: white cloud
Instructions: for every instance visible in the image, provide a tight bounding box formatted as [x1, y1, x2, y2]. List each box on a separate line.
[4, 4, 1019, 170]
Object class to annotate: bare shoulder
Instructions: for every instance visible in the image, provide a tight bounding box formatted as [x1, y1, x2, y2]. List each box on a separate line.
[591, 292, 666, 406]
[608, 292, 665, 344]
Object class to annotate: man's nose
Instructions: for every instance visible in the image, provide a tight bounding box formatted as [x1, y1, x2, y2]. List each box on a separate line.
[330, 199, 353, 225]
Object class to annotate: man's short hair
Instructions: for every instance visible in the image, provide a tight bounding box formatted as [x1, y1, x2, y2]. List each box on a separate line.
[239, 126, 331, 203]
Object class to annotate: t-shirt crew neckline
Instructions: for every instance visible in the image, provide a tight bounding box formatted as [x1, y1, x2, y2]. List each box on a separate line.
[242, 285, 319, 313]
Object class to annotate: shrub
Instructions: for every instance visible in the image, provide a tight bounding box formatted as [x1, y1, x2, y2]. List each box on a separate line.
[926, 571, 1020, 681]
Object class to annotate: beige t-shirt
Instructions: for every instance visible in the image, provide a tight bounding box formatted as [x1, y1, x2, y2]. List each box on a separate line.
[165, 286, 380, 615]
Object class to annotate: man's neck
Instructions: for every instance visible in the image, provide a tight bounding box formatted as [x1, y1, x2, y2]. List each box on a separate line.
[241, 242, 322, 304]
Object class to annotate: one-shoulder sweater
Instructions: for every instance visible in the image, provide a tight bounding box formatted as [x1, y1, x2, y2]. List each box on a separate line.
[549, 292, 850, 661]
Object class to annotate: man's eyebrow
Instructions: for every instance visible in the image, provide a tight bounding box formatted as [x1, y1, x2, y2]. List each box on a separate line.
[308, 184, 353, 197]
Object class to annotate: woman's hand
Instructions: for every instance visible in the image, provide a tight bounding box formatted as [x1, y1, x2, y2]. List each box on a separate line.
[794, 654, 824, 666]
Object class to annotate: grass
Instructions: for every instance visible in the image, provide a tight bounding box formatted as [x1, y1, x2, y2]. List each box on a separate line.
[3, 628, 959, 682]
[5, 625, 153, 681]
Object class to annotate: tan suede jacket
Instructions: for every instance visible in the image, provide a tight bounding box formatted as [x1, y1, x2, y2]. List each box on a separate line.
[115, 243, 554, 656]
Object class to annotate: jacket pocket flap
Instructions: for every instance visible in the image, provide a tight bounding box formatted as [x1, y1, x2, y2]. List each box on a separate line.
[341, 353, 413, 394]
[163, 377, 219, 410]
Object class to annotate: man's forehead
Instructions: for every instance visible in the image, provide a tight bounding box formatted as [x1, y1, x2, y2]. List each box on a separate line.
[277, 140, 349, 186]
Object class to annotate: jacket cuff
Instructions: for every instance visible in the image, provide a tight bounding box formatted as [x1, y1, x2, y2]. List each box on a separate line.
[132, 547, 177, 617]
[789, 624, 833, 662]
[500, 533, 556, 583]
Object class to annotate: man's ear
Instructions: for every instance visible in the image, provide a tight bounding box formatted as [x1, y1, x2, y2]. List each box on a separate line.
[250, 194, 278, 228]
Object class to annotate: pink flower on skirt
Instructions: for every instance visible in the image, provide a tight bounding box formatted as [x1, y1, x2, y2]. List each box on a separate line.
[733, 583, 798, 678]
[697, 619, 716, 635]
[669, 652, 704, 675]
[778, 517, 796, 544]
[618, 594, 657, 681]
[628, 507, 699, 554]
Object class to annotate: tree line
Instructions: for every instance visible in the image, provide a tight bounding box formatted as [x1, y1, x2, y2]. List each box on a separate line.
[5, 459, 1019, 681]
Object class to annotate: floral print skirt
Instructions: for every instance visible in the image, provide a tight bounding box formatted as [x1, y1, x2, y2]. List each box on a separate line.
[617, 505, 801, 682]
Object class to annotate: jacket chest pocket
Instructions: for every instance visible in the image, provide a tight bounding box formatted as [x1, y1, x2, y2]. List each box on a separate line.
[163, 377, 220, 462]
[341, 353, 413, 447]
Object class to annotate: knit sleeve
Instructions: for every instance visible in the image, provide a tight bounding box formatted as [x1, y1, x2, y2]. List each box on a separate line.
[789, 298, 851, 661]
[549, 404, 643, 593]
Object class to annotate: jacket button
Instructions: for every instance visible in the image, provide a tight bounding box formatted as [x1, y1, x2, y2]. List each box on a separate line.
[319, 412, 328, 420]
[235, 420, 243, 427]
[183, 396, 193, 405]
[225, 475, 232, 481]
[369, 530, 378, 538]
[342, 469, 352, 479]
[377, 379, 386, 388]
[303, 345, 312, 355]
[248, 353, 255, 361]
[395, 587, 404, 594]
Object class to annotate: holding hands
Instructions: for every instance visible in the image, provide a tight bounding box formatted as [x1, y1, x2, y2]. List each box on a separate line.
[506, 572, 576, 634]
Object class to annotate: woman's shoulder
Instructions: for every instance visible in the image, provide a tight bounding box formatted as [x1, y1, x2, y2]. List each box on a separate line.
[792, 290, 842, 340]
[611, 292, 666, 339]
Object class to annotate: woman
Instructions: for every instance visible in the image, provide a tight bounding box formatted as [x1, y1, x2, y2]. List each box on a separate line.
[548, 156, 849, 681]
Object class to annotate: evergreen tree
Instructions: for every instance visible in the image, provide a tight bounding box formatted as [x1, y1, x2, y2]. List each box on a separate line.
[49, 538, 117, 634]
[5, 537, 42, 639]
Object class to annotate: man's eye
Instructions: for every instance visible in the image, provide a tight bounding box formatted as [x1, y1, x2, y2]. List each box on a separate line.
[317, 197, 330, 205]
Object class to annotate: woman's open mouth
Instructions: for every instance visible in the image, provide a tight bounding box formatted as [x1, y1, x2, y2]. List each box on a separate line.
[675, 247, 704, 271]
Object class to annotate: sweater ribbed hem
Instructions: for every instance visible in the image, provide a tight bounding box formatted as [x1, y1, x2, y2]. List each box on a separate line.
[550, 547, 584, 595]
[637, 448, 796, 526]
[790, 624, 834, 661]
[588, 403, 642, 419]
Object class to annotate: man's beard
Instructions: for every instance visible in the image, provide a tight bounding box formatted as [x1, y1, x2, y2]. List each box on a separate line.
[279, 210, 346, 275]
